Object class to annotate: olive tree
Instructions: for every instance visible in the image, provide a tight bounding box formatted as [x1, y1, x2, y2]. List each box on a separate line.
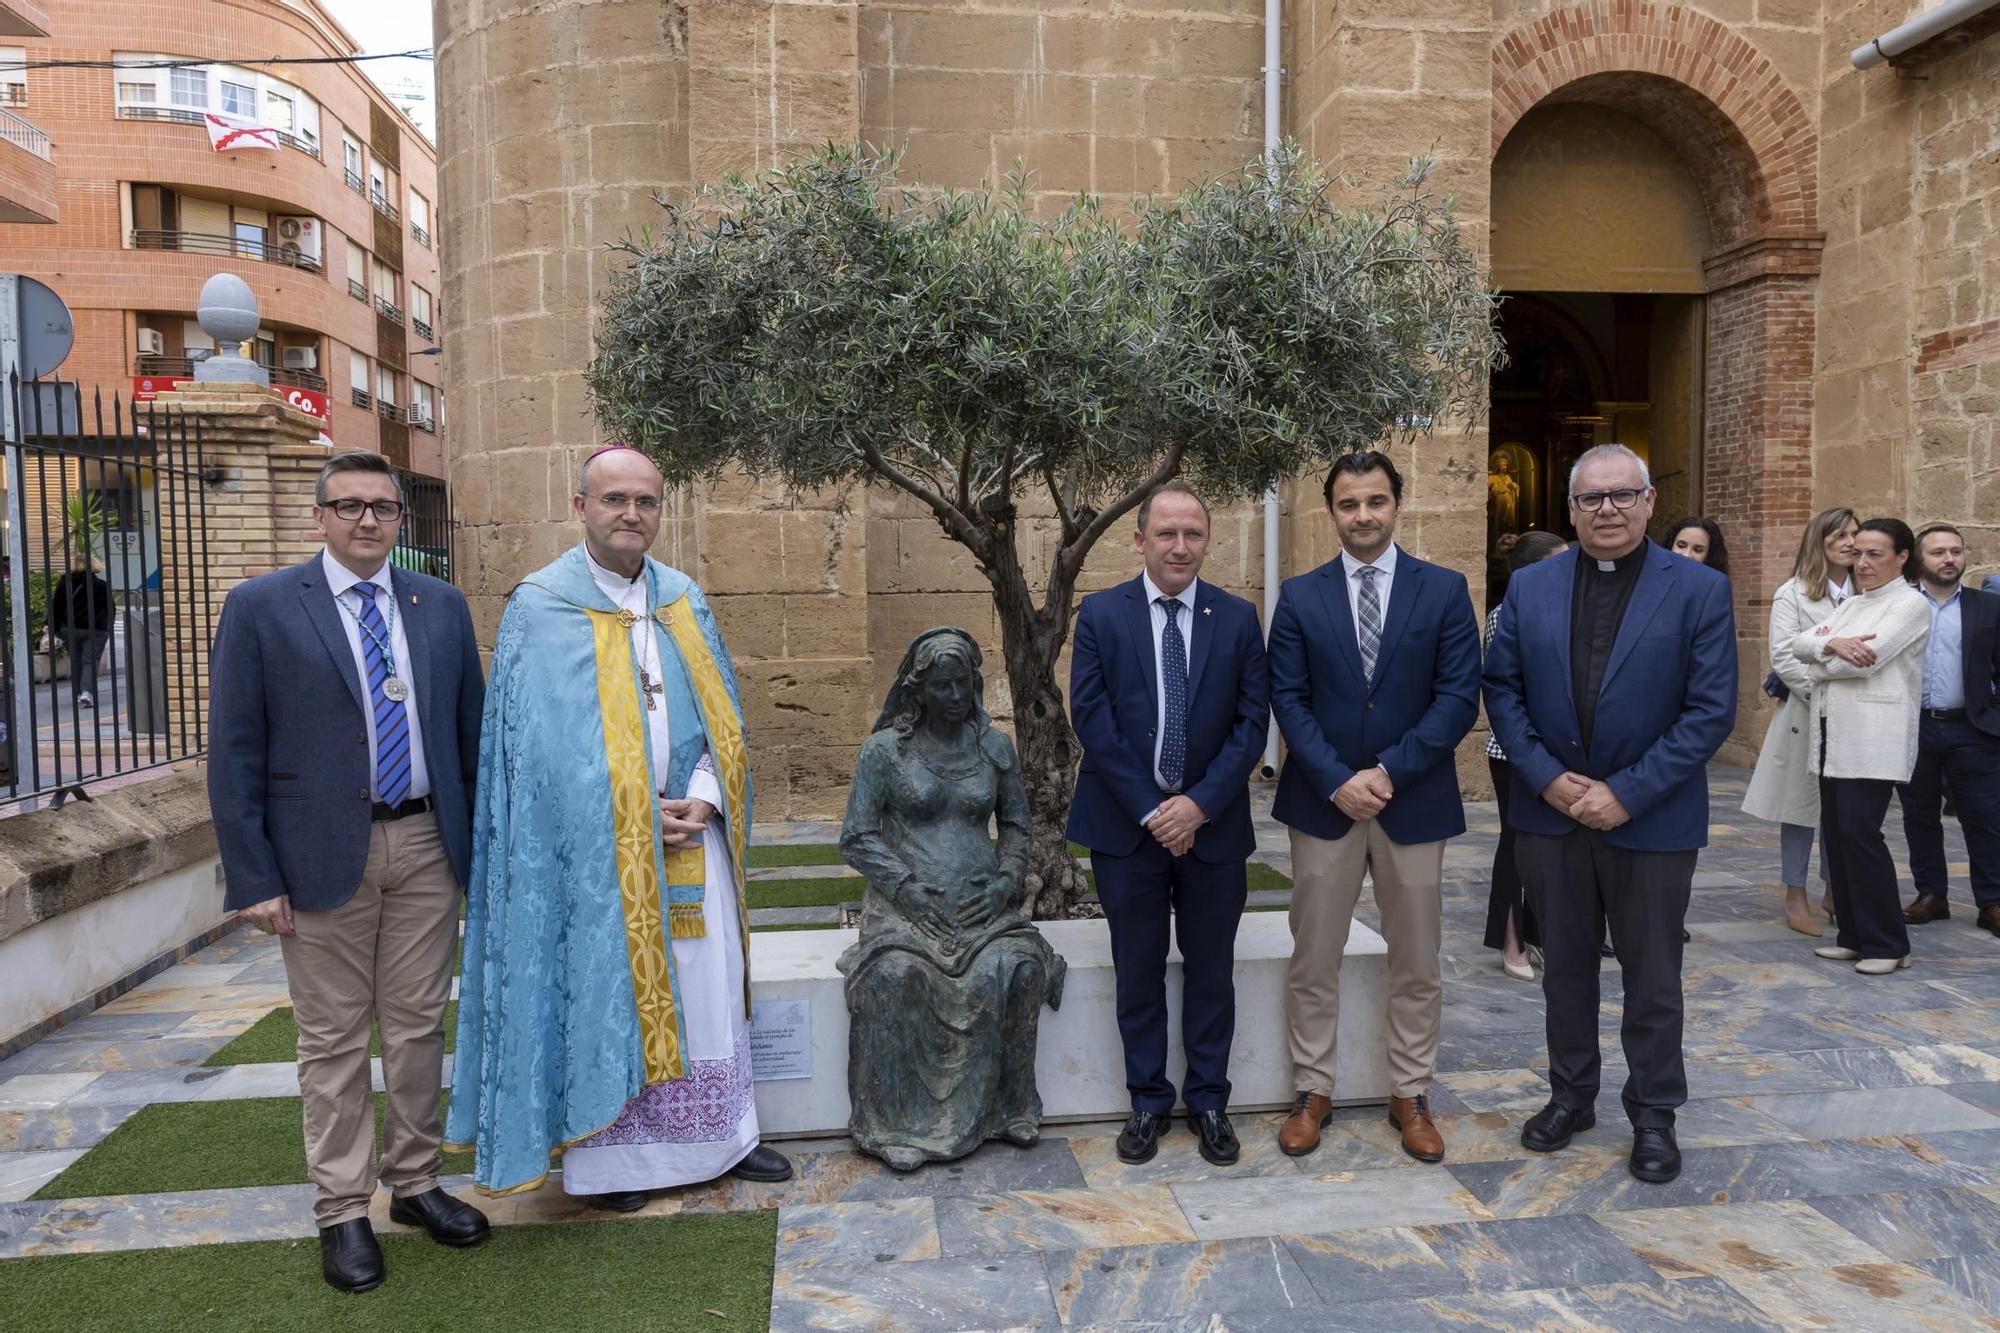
[589, 143, 1498, 917]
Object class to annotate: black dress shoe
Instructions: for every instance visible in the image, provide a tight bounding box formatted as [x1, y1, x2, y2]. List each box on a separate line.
[729, 1144, 795, 1183]
[1520, 1101, 1596, 1153]
[319, 1219, 385, 1294]
[1191, 1109, 1240, 1166]
[388, 1188, 490, 1246]
[1630, 1125, 1681, 1183]
[592, 1190, 652, 1212]
[1116, 1110, 1171, 1164]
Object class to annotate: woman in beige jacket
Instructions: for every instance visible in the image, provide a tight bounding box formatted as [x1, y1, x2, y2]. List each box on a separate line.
[1742, 508, 1858, 935]
[1793, 518, 1931, 976]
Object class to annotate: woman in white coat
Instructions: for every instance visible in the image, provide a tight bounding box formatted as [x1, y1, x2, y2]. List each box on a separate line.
[1742, 508, 1859, 935]
[1794, 518, 1931, 975]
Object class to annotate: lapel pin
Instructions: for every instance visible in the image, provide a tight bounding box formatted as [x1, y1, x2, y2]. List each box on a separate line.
[410, 594, 420, 605]
[1203, 607, 1212, 616]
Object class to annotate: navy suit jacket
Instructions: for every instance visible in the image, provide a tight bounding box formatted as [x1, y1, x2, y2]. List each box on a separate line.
[1066, 575, 1271, 862]
[1959, 586, 2000, 740]
[1482, 541, 1736, 852]
[1269, 548, 1481, 844]
[207, 557, 485, 912]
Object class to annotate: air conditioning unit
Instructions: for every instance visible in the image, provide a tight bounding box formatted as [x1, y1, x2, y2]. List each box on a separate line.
[282, 346, 318, 371]
[135, 328, 165, 357]
[275, 216, 323, 266]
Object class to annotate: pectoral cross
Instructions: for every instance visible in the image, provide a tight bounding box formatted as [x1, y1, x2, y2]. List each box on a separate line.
[640, 667, 664, 711]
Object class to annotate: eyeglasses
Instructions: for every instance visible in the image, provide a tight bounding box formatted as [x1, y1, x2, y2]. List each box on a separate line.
[590, 492, 663, 514]
[324, 499, 404, 522]
[1569, 488, 1645, 512]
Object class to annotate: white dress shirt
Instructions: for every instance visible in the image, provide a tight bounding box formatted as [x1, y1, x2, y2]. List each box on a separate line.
[1339, 542, 1400, 655]
[321, 548, 430, 802]
[584, 548, 721, 808]
[1141, 571, 1199, 793]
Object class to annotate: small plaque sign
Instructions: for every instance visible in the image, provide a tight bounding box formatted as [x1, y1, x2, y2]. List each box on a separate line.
[749, 997, 811, 1082]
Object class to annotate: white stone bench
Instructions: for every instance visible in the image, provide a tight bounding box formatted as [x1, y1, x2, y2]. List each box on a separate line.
[749, 912, 1391, 1139]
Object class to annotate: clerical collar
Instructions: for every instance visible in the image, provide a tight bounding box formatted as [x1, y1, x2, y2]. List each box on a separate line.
[1586, 539, 1648, 574]
[583, 545, 644, 590]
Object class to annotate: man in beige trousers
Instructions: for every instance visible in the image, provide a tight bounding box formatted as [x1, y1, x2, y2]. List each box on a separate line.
[208, 452, 490, 1292]
[1264, 452, 1482, 1161]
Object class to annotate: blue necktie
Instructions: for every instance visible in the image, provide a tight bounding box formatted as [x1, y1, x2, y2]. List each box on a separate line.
[355, 583, 411, 807]
[1158, 596, 1187, 792]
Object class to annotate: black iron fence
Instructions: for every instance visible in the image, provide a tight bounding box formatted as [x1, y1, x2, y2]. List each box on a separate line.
[392, 468, 454, 584]
[1, 374, 212, 809]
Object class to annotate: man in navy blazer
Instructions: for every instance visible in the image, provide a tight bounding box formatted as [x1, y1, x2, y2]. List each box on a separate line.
[1067, 482, 1270, 1168]
[1268, 452, 1480, 1163]
[1484, 444, 1736, 1187]
[209, 451, 489, 1292]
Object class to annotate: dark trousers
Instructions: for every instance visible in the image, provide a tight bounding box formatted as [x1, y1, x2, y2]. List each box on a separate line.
[1481, 756, 1540, 951]
[1822, 773, 1911, 958]
[1516, 829, 1695, 1129]
[61, 629, 110, 699]
[1898, 714, 2000, 909]
[1091, 841, 1248, 1114]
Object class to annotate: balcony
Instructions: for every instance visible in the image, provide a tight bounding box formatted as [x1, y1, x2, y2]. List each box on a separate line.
[376, 400, 403, 423]
[0, 84, 23, 106]
[375, 296, 404, 325]
[0, 104, 53, 223]
[344, 167, 363, 193]
[135, 355, 327, 393]
[412, 317, 434, 341]
[410, 221, 430, 248]
[130, 228, 324, 275]
[351, 387, 371, 409]
[347, 278, 367, 302]
[114, 105, 320, 159]
[410, 411, 435, 433]
[370, 190, 400, 223]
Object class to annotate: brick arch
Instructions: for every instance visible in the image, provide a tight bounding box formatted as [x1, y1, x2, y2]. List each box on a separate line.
[1491, 2, 1818, 249]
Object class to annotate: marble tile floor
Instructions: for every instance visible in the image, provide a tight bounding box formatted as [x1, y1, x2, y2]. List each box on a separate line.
[10, 768, 2000, 1330]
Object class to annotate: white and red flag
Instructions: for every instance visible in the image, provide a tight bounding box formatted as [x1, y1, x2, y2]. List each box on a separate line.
[204, 113, 280, 152]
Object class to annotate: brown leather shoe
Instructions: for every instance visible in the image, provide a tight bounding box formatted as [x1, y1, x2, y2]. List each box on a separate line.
[1278, 1092, 1332, 1156]
[1389, 1094, 1445, 1163]
[1905, 893, 1952, 924]
[1979, 905, 2000, 937]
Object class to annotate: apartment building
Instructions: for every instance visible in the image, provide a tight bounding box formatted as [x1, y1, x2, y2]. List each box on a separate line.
[0, 0, 444, 475]
[0, 0, 52, 224]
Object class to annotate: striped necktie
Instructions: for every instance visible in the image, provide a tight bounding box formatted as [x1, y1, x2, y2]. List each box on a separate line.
[1157, 596, 1187, 792]
[354, 582, 411, 808]
[1356, 566, 1382, 683]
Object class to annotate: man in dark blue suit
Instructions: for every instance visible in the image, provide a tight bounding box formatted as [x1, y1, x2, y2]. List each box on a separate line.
[209, 451, 489, 1292]
[1484, 443, 1736, 1186]
[1898, 525, 2000, 934]
[1067, 482, 1271, 1167]
[1267, 452, 1480, 1163]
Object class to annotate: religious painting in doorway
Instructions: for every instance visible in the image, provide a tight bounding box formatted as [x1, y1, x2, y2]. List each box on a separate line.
[1486, 443, 1537, 539]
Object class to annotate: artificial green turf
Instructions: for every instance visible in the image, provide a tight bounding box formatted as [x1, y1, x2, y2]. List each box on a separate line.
[745, 842, 846, 869]
[745, 875, 860, 911]
[206, 1003, 461, 1067]
[34, 1095, 474, 1200]
[0, 1212, 776, 1332]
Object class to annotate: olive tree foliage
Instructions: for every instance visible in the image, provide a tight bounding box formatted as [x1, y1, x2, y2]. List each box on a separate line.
[589, 143, 1499, 917]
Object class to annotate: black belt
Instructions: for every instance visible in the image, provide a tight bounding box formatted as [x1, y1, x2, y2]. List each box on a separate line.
[1923, 708, 1967, 721]
[371, 795, 433, 822]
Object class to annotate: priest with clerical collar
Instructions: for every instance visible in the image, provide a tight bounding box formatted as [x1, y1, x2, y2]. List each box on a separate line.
[1482, 443, 1737, 1189]
[446, 444, 793, 1206]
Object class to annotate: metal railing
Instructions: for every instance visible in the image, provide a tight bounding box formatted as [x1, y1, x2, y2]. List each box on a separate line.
[134, 356, 326, 394]
[1, 374, 213, 808]
[114, 105, 319, 158]
[0, 106, 51, 161]
[409, 410, 436, 433]
[0, 84, 23, 107]
[410, 222, 430, 248]
[376, 400, 402, 423]
[130, 229, 323, 275]
[347, 278, 367, 302]
[375, 297, 403, 325]
[344, 167, 363, 193]
[391, 469, 454, 583]
[370, 190, 400, 223]
[351, 387, 372, 409]
[411, 317, 434, 341]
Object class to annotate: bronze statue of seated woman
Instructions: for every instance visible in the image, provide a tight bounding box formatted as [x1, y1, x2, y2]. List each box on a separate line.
[838, 627, 1066, 1171]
